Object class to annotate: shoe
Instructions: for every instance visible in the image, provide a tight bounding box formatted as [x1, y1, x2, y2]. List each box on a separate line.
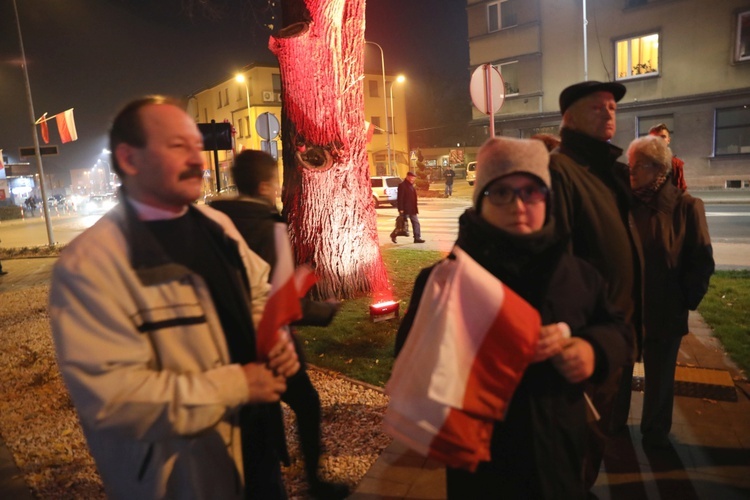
[309, 480, 350, 499]
[414, 238, 425, 243]
[390, 234, 397, 244]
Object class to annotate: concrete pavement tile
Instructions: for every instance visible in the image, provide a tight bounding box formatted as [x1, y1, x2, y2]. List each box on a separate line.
[404, 466, 445, 499]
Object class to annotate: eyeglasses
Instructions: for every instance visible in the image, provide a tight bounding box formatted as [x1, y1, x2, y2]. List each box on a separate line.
[629, 161, 658, 172]
[483, 185, 549, 205]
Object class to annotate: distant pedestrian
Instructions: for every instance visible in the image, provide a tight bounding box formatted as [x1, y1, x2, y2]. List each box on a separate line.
[444, 165, 455, 197]
[0, 240, 6, 276]
[391, 172, 425, 244]
[649, 123, 687, 191]
[626, 135, 714, 449]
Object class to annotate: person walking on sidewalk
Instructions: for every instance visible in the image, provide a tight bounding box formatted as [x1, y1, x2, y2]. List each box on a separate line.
[49, 96, 300, 500]
[391, 172, 425, 244]
[549, 80, 643, 489]
[626, 135, 714, 449]
[210, 149, 348, 499]
[444, 165, 455, 197]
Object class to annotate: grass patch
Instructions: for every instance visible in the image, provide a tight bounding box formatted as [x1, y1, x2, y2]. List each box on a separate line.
[296, 249, 445, 387]
[698, 270, 750, 376]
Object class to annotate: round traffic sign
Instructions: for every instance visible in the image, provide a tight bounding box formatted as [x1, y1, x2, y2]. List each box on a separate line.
[469, 65, 505, 115]
[255, 112, 280, 141]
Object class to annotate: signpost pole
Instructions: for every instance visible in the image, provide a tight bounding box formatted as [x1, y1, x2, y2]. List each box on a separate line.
[484, 64, 496, 138]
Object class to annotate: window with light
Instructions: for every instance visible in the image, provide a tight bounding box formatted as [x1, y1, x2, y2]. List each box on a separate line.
[715, 106, 750, 156]
[616, 33, 659, 80]
[499, 61, 519, 96]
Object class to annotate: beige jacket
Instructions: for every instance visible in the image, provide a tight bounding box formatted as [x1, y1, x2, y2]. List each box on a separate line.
[49, 200, 270, 499]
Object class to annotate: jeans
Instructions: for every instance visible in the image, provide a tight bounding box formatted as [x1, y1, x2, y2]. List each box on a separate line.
[445, 183, 453, 196]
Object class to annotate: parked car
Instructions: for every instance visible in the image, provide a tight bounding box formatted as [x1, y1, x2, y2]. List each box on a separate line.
[466, 161, 477, 186]
[83, 194, 117, 215]
[371, 176, 400, 207]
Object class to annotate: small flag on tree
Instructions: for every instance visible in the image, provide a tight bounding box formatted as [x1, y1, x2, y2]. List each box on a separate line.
[56, 108, 78, 143]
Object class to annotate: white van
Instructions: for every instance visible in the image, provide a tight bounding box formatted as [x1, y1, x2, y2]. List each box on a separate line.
[370, 176, 401, 207]
[466, 161, 477, 186]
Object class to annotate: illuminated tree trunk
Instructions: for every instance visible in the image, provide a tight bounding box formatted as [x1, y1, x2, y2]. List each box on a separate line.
[270, 0, 389, 299]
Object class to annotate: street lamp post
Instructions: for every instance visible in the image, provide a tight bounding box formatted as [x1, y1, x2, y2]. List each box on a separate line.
[388, 75, 406, 176]
[365, 41, 392, 176]
[235, 74, 252, 143]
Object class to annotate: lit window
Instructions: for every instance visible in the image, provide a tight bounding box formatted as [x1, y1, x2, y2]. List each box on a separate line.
[487, 0, 517, 33]
[736, 11, 750, 62]
[715, 106, 750, 155]
[372, 116, 383, 135]
[218, 91, 223, 109]
[237, 120, 244, 138]
[616, 33, 659, 80]
[272, 74, 282, 93]
[498, 61, 519, 96]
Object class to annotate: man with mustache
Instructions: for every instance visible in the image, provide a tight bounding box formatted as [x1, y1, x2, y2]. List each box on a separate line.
[49, 96, 300, 499]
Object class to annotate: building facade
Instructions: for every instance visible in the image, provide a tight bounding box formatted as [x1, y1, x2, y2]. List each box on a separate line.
[190, 63, 409, 194]
[467, 0, 750, 188]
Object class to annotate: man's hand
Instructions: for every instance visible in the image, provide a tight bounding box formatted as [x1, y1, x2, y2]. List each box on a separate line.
[532, 322, 569, 363]
[267, 333, 300, 378]
[551, 337, 595, 384]
[241, 363, 287, 403]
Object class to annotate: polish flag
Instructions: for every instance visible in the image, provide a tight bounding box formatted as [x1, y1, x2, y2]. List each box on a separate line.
[364, 120, 375, 143]
[0, 149, 4, 170]
[56, 108, 78, 143]
[384, 246, 541, 471]
[39, 114, 50, 144]
[255, 222, 304, 360]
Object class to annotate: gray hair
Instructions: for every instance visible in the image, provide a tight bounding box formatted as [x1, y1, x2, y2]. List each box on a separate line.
[627, 135, 672, 176]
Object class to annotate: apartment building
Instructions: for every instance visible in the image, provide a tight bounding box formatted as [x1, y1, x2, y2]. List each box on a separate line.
[189, 63, 409, 193]
[467, 0, 750, 188]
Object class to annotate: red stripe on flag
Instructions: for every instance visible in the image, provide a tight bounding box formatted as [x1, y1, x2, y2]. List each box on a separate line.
[460, 284, 540, 420]
[40, 115, 50, 144]
[294, 265, 318, 298]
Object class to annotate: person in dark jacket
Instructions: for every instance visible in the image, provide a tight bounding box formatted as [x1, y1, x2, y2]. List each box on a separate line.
[391, 172, 425, 244]
[550, 80, 644, 487]
[444, 165, 455, 196]
[395, 137, 631, 498]
[626, 135, 714, 449]
[210, 150, 348, 499]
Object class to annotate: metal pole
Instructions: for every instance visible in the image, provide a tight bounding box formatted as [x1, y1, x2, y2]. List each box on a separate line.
[243, 81, 251, 141]
[365, 41, 391, 176]
[583, 0, 589, 81]
[12, 0, 54, 245]
[484, 64, 496, 138]
[388, 81, 396, 174]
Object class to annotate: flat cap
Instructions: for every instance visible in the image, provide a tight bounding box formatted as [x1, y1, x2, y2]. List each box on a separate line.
[559, 81, 626, 115]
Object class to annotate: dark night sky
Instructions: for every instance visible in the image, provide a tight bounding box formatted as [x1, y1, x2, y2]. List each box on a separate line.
[0, 0, 469, 178]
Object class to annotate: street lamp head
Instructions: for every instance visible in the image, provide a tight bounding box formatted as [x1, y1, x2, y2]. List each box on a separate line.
[235, 74, 246, 83]
[396, 74, 406, 84]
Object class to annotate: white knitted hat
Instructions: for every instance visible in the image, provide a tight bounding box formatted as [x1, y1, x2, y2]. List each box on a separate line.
[473, 136, 551, 207]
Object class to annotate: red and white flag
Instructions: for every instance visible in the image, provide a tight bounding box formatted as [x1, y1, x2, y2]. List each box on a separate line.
[56, 108, 78, 143]
[383, 246, 541, 471]
[255, 223, 304, 360]
[0, 149, 5, 170]
[364, 120, 375, 143]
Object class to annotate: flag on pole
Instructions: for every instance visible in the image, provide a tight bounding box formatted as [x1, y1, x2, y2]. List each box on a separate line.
[383, 246, 541, 471]
[0, 149, 4, 170]
[255, 223, 304, 360]
[56, 108, 78, 143]
[39, 113, 50, 144]
[364, 120, 375, 143]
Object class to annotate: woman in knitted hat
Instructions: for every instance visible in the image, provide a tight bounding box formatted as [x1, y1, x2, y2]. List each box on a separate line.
[394, 136, 631, 498]
[626, 135, 714, 449]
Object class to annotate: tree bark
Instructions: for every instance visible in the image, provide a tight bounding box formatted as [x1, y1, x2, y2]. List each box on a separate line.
[270, 0, 389, 300]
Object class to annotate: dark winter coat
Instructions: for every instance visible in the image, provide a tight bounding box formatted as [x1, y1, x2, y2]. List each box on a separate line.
[632, 183, 714, 339]
[210, 197, 338, 327]
[550, 127, 644, 358]
[397, 179, 419, 215]
[395, 210, 631, 499]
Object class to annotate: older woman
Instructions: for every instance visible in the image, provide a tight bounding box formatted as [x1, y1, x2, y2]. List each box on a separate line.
[393, 137, 631, 498]
[627, 135, 714, 449]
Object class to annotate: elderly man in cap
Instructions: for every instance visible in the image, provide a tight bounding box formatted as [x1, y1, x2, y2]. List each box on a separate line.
[549, 81, 642, 488]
